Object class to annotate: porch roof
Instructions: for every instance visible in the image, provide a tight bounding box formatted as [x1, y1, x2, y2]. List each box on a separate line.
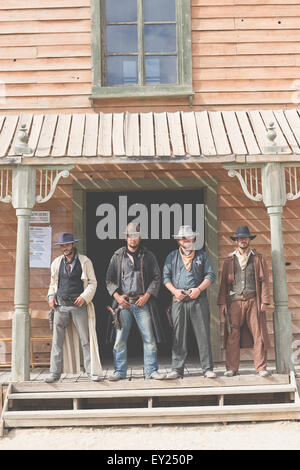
[1, 109, 300, 164]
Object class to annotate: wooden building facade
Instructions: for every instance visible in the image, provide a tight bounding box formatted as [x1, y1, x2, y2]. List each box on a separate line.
[0, 0, 299, 379]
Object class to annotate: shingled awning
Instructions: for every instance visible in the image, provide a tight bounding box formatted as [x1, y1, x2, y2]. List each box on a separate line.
[0, 109, 300, 163]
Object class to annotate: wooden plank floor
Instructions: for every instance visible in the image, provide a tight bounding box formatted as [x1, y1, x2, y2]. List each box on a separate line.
[0, 360, 283, 385]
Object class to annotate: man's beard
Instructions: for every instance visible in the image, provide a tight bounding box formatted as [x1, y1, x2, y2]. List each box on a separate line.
[64, 247, 75, 257]
[238, 242, 249, 252]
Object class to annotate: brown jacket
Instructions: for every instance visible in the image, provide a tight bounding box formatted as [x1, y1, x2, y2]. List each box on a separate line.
[217, 250, 271, 349]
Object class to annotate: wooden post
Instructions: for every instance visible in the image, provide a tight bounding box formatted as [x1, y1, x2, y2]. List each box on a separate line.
[262, 163, 293, 374]
[11, 167, 36, 382]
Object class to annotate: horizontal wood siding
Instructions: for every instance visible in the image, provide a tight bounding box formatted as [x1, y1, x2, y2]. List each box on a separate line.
[0, 1, 92, 114]
[191, 0, 300, 109]
[0, 1, 299, 112]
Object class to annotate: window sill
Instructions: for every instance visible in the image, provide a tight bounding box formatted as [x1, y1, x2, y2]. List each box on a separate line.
[89, 85, 194, 104]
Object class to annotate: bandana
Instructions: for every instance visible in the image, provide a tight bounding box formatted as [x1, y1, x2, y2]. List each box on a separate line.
[179, 247, 195, 271]
[126, 246, 141, 271]
[64, 248, 77, 275]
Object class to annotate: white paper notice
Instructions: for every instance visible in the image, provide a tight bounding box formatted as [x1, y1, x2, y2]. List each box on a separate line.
[29, 226, 52, 268]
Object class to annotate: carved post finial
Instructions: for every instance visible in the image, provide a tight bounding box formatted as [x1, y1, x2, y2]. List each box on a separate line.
[264, 121, 288, 154]
[266, 122, 277, 146]
[14, 123, 31, 155]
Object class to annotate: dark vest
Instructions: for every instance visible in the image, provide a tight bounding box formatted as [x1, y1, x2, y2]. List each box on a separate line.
[57, 258, 83, 299]
[232, 254, 256, 295]
[171, 249, 207, 297]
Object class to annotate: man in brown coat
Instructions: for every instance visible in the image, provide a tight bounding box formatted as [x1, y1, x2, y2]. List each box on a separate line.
[217, 226, 271, 377]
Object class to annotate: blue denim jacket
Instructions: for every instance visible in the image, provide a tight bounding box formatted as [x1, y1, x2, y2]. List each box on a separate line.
[163, 249, 215, 295]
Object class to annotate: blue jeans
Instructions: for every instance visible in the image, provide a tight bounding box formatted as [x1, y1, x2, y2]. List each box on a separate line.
[113, 303, 158, 379]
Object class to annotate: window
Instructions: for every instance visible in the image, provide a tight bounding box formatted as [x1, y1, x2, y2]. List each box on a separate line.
[90, 0, 193, 101]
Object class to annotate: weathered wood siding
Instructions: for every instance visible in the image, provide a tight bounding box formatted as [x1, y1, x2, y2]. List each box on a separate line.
[0, 0, 300, 113]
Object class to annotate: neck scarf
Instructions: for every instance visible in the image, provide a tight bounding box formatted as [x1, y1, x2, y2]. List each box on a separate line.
[126, 246, 141, 271]
[179, 247, 195, 271]
[235, 248, 251, 271]
[64, 251, 77, 276]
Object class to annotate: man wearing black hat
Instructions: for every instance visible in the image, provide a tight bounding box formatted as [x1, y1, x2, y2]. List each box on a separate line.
[45, 233, 102, 383]
[217, 226, 271, 377]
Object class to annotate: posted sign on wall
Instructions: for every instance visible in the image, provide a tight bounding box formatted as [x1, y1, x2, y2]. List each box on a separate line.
[29, 226, 52, 268]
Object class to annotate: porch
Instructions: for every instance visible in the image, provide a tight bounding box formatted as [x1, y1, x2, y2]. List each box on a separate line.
[1, 362, 300, 433]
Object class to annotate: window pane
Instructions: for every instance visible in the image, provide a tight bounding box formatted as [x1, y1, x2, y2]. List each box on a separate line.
[106, 56, 138, 85]
[145, 56, 177, 84]
[144, 0, 176, 22]
[105, 0, 137, 23]
[145, 24, 176, 53]
[106, 25, 138, 53]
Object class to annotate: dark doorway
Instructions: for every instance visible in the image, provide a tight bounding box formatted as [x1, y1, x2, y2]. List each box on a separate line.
[86, 188, 204, 365]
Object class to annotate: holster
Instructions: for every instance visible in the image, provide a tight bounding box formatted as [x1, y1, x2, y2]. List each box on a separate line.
[49, 308, 54, 331]
[166, 305, 173, 328]
[106, 305, 122, 330]
[172, 289, 192, 303]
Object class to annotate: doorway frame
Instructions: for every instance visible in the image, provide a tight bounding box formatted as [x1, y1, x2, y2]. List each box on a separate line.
[72, 173, 221, 362]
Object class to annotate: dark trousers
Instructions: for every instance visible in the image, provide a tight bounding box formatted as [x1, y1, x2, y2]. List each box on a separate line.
[171, 297, 213, 376]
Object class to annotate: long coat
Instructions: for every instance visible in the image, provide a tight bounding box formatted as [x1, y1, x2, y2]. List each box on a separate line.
[217, 250, 271, 349]
[48, 253, 102, 376]
[106, 245, 165, 344]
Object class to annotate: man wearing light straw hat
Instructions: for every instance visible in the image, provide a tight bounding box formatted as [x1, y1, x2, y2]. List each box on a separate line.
[163, 225, 216, 379]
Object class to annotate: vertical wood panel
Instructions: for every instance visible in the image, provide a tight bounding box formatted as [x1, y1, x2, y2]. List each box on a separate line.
[195, 111, 217, 156]
[140, 112, 155, 157]
[35, 114, 57, 157]
[124, 112, 140, 157]
[82, 113, 99, 157]
[98, 112, 112, 157]
[51, 114, 71, 157]
[112, 113, 125, 156]
[167, 112, 185, 156]
[181, 112, 200, 156]
[154, 112, 171, 157]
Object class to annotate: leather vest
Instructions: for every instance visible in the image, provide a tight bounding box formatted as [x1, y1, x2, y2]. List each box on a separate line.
[57, 257, 83, 299]
[232, 254, 256, 295]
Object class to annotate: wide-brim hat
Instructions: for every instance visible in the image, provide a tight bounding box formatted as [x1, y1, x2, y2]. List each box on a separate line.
[54, 233, 80, 245]
[124, 221, 142, 237]
[230, 225, 256, 241]
[173, 225, 198, 240]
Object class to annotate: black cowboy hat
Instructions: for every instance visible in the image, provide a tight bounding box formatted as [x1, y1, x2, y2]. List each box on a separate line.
[230, 225, 256, 241]
[54, 233, 80, 245]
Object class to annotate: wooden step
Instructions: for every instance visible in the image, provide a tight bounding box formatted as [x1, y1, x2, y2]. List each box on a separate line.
[9, 373, 291, 393]
[4, 402, 300, 427]
[7, 383, 296, 401]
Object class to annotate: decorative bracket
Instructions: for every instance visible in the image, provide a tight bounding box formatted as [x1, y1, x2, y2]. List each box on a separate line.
[286, 166, 300, 201]
[227, 167, 263, 202]
[35, 167, 73, 204]
[225, 121, 300, 205]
